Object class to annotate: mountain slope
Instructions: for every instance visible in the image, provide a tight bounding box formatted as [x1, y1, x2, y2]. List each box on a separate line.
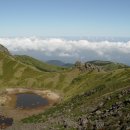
[1, 44, 130, 130]
[0, 51, 60, 89]
[22, 67, 130, 129]
[0, 44, 10, 55]
[87, 60, 129, 71]
[0, 47, 78, 92]
[15, 55, 65, 72]
[0, 45, 78, 92]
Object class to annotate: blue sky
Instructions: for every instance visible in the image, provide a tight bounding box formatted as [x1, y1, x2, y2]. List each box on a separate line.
[0, 0, 130, 37]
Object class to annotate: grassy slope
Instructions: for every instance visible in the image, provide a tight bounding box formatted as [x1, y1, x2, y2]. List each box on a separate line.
[1, 51, 129, 96]
[15, 55, 65, 72]
[0, 52, 60, 89]
[1, 51, 130, 129]
[22, 65, 130, 125]
[0, 52, 79, 94]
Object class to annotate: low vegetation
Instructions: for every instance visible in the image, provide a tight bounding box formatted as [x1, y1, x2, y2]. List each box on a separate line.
[0, 45, 130, 130]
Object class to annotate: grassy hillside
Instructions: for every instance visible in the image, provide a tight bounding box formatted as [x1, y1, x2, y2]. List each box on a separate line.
[1, 51, 129, 96]
[22, 67, 130, 129]
[0, 52, 60, 89]
[0, 51, 79, 93]
[0, 46, 130, 130]
[15, 55, 65, 72]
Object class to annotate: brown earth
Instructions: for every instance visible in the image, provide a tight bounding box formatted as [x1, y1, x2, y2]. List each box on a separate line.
[0, 88, 60, 121]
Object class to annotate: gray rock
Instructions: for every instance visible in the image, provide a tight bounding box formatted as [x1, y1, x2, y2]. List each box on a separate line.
[95, 120, 104, 129]
[118, 94, 123, 99]
[98, 102, 104, 108]
[96, 110, 102, 115]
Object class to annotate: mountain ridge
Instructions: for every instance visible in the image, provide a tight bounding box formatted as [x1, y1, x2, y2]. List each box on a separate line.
[47, 60, 74, 67]
[0, 44, 10, 55]
[15, 55, 65, 72]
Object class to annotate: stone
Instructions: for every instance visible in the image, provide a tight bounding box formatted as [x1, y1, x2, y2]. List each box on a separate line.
[98, 102, 104, 108]
[95, 120, 104, 129]
[118, 94, 123, 99]
[96, 110, 102, 115]
[117, 111, 123, 117]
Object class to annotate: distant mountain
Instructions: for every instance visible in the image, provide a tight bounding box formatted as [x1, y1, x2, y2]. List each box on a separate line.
[47, 60, 65, 66]
[86, 60, 129, 71]
[63, 63, 74, 67]
[47, 60, 73, 67]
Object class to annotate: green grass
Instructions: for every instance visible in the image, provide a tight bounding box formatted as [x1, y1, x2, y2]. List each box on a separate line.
[0, 52, 60, 89]
[15, 55, 66, 72]
[87, 60, 129, 71]
[22, 67, 130, 123]
[0, 51, 130, 128]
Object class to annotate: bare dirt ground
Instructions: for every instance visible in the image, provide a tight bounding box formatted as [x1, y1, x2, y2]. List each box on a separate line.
[0, 88, 60, 121]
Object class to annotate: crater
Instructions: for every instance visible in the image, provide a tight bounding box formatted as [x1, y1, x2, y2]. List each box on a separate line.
[0, 88, 60, 121]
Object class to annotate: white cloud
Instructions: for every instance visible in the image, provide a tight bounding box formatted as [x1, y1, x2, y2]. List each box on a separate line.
[0, 37, 130, 64]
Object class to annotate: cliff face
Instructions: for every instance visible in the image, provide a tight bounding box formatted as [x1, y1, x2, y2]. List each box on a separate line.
[0, 44, 10, 55]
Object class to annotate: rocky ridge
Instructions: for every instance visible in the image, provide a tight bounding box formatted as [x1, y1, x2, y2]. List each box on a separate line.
[0, 44, 10, 55]
[75, 61, 101, 72]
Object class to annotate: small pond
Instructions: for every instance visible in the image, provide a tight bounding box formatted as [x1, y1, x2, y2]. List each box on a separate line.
[16, 93, 49, 109]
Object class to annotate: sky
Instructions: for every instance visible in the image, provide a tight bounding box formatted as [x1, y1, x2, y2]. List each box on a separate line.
[0, 0, 130, 37]
[0, 37, 130, 65]
[0, 0, 130, 65]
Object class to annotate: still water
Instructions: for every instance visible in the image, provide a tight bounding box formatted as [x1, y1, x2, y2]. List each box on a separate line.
[16, 93, 49, 109]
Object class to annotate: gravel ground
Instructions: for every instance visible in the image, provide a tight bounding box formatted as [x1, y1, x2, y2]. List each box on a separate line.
[5, 123, 48, 130]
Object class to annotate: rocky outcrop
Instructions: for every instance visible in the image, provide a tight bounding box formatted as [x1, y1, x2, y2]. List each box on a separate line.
[75, 61, 101, 72]
[0, 44, 10, 55]
[4, 87, 130, 130]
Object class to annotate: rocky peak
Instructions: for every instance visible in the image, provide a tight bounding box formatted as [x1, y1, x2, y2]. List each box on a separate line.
[0, 44, 10, 55]
[75, 61, 101, 72]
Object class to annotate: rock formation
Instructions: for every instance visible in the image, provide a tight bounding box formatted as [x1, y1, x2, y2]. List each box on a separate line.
[75, 61, 101, 72]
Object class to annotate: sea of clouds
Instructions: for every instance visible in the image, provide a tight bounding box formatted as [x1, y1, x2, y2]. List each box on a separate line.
[0, 37, 130, 64]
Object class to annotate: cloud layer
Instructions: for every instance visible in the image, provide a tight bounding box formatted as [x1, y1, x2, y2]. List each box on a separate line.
[0, 37, 130, 64]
